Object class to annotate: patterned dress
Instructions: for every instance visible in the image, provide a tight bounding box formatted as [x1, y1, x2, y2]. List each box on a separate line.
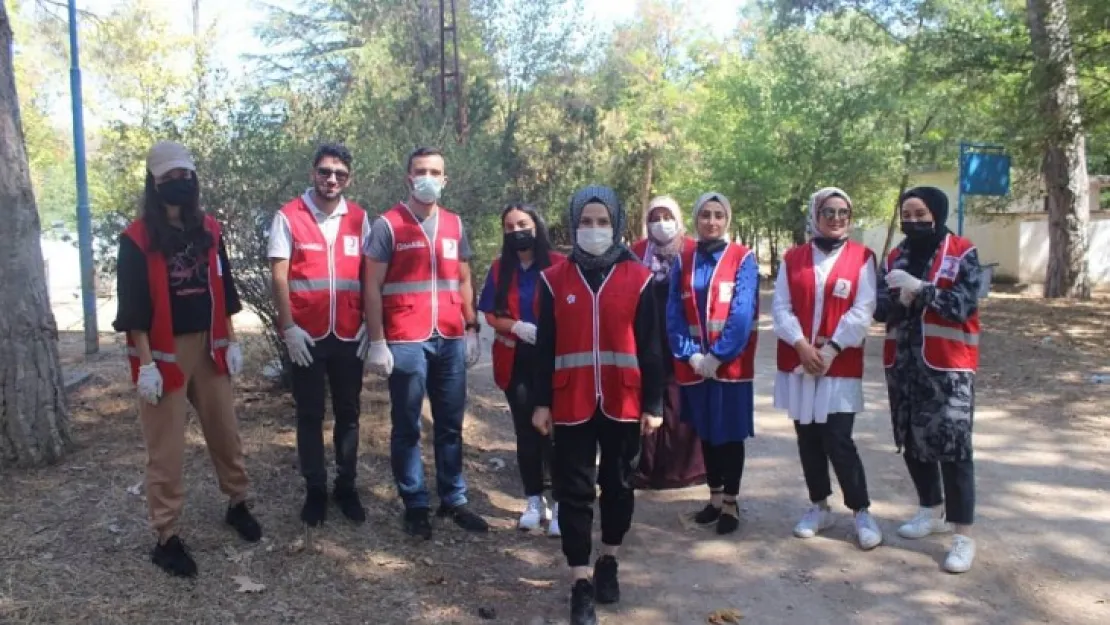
[875, 241, 983, 463]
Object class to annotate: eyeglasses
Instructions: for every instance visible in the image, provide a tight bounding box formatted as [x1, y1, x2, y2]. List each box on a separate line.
[316, 167, 350, 182]
[819, 207, 852, 220]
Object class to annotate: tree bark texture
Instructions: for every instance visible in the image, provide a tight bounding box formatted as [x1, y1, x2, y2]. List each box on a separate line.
[1026, 0, 1091, 299]
[0, 4, 71, 468]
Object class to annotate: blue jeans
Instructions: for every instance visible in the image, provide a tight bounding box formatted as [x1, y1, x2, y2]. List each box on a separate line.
[388, 337, 468, 509]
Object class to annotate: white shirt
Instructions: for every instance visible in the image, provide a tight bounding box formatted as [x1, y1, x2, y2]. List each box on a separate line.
[267, 190, 371, 259]
[772, 243, 877, 424]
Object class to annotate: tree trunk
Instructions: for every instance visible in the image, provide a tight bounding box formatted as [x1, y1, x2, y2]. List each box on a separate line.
[0, 4, 71, 467]
[634, 149, 654, 240]
[1027, 0, 1091, 299]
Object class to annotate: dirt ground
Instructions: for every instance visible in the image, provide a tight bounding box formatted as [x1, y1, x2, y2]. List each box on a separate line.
[2, 291, 1110, 624]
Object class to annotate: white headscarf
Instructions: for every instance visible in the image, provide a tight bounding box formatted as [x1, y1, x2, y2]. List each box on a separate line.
[641, 195, 684, 281]
[806, 187, 853, 239]
[693, 191, 732, 241]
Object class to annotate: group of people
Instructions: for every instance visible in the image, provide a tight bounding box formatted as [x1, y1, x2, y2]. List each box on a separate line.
[114, 140, 983, 625]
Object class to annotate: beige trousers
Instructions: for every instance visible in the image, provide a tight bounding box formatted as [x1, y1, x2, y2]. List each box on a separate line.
[138, 332, 249, 541]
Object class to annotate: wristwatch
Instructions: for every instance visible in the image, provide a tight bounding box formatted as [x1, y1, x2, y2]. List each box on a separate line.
[828, 340, 843, 354]
[465, 321, 480, 333]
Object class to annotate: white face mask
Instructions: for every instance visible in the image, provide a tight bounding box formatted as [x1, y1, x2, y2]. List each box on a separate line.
[411, 175, 443, 204]
[576, 227, 613, 256]
[648, 220, 678, 244]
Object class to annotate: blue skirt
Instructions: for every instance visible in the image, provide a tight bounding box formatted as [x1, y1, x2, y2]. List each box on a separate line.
[679, 380, 755, 446]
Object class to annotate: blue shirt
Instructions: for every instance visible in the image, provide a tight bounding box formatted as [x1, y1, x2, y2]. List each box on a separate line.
[477, 260, 541, 324]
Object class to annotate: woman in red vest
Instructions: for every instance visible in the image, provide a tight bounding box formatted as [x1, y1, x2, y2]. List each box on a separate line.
[875, 186, 983, 574]
[666, 192, 759, 536]
[630, 195, 706, 490]
[532, 185, 665, 625]
[112, 142, 260, 578]
[477, 203, 565, 536]
[772, 187, 882, 550]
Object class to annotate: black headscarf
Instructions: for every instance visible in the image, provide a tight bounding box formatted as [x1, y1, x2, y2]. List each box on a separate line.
[568, 185, 631, 271]
[900, 186, 950, 278]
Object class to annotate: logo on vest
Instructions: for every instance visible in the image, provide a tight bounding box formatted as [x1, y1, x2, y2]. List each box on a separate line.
[718, 282, 734, 303]
[343, 235, 360, 257]
[296, 242, 325, 252]
[396, 240, 427, 252]
[938, 256, 960, 281]
[442, 238, 458, 260]
[832, 278, 852, 299]
[567, 294, 576, 304]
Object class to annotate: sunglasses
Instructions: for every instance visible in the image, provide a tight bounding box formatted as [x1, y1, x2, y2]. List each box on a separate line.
[316, 167, 350, 182]
[819, 207, 852, 220]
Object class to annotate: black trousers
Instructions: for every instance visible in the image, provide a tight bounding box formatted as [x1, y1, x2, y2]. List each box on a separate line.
[291, 335, 363, 491]
[505, 345, 554, 498]
[553, 410, 641, 567]
[701, 440, 745, 497]
[904, 455, 975, 526]
[794, 412, 871, 511]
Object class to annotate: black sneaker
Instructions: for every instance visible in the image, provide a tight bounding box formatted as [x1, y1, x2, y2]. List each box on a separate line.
[570, 579, 598, 625]
[301, 488, 327, 527]
[436, 503, 490, 533]
[151, 536, 198, 578]
[225, 501, 262, 542]
[592, 555, 620, 604]
[404, 507, 433, 540]
[333, 485, 367, 524]
[717, 501, 740, 535]
[693, 503, 722, 525]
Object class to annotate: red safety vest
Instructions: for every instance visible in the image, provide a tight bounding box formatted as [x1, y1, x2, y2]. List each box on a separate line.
[882, 233, 980, 372]
[542, 260, 652, 425]
[122, 215, 230, 394]
[280, 196, 367, 341]
[489, 251, 567, 391]
[776, 241, 874, 378]
[380, 203, 465, 342]
[674, 242, 759, 385]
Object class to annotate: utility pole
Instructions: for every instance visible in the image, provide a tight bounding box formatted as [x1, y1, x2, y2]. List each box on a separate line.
[439, 0, 468, 142]
[67, 0, 98, 354]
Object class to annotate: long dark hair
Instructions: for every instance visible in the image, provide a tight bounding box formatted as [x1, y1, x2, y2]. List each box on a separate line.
[141, 171, 211, 257]
[494, 203, 553, 316]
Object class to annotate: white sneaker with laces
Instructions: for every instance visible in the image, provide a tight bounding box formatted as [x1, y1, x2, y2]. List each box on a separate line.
[546, 503, 561, 538]
[944, 534, 976, 573]
[793, 505, 834, 539]
[518, 495, 547, 531]
[897, 507, 953, 539]
[854, 510, 883, 550]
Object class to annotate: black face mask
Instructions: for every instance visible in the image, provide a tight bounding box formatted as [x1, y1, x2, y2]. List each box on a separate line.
[157, 177, 198, 207]
[901, 221, 935, 240]
[505, 229, 535, 252]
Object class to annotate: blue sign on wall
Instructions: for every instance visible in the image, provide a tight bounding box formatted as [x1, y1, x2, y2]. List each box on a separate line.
[960, 151, 1011, 197]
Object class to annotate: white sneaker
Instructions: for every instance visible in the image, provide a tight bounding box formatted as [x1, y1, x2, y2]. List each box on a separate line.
[854, 510, 883, 550]
[793, 505, 835, 539]
[518, 495, 547, 531]
[897, 507, 953, 539]
[944, 534, 976, 573]
[546, 503, 561, 538]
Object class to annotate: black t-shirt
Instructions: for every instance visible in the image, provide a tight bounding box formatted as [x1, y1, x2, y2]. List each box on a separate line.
[112, 234, 242, 336]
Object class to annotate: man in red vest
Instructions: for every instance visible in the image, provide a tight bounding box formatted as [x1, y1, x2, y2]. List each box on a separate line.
[269, 143, 371, 528]
[363, 147, 487, 539]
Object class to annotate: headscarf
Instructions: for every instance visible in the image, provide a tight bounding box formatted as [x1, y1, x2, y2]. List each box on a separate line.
[693, 191, 732, 256]
[899, 186, 951, 278]
[641, 195, 684, 282]
[568, 185, 629, 271]
[807, 186, 853, 253]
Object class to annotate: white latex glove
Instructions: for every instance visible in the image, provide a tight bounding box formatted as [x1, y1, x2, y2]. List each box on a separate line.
[818, 345, 838, 376]
[696, 353, 722, 379]
[510, 321, 538, 345]
[688, 353, 705, 374]
[367, 340, 393, 376]
[226, 341, 243, 376]
[465, 330, 480, 367]
[898, 287, 917, 307]
[886, 269, 924, 294]
[137, 362, 163, 405]
[283, 325, 315, 367]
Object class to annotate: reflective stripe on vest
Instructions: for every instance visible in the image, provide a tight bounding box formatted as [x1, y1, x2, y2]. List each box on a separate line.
[290, 278, 362, 293]
[127, 347, 178, 363]
[923, 323, 979, 345]
[380, 279, 460, 296]
[553, 351, 639, 371]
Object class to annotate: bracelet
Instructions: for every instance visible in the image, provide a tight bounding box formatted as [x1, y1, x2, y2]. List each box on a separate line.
[829, 340, 843, 354]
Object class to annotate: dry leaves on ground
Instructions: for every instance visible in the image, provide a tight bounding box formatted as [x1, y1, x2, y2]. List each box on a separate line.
[708, 607, 743, 623]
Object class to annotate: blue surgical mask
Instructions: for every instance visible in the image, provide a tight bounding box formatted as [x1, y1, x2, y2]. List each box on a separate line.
[412, 175, 443, 204]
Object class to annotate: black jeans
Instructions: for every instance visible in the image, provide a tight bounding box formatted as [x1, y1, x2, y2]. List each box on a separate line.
[553, 410, 641, 567]
[701, 440, 745, 497]
[291, 335, 363, 491]
[794, 412, 871, 511]
[506, 346, 553, 498]
[904, 455, 975, 525]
